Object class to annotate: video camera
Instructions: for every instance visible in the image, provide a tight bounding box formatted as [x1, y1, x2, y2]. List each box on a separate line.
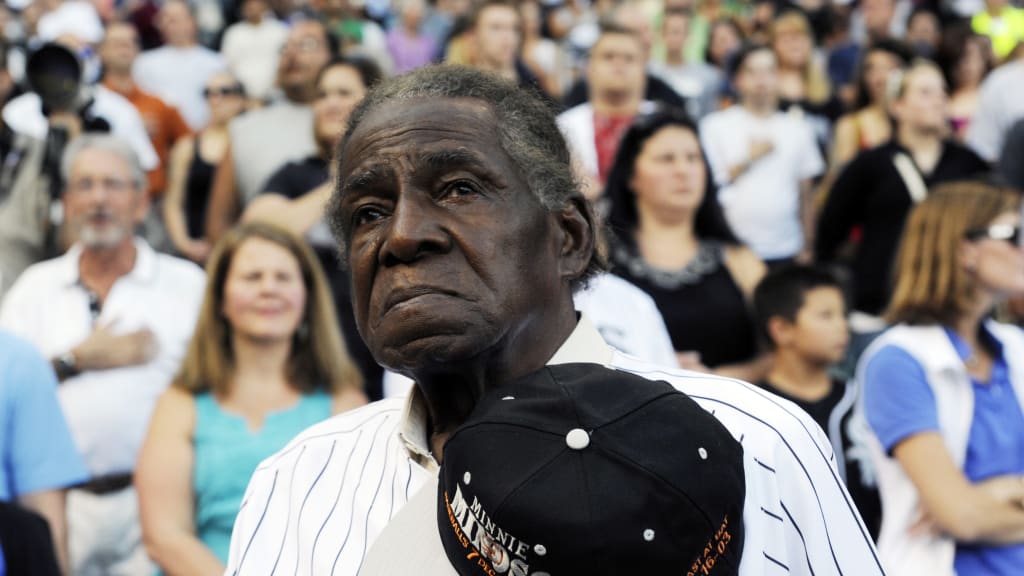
[24, 43, 111, 202]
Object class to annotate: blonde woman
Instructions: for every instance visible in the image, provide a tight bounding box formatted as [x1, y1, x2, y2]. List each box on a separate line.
[771, 10, 840, 122]
[859, 183, 1024, 576]
[136, 222, 365, 575]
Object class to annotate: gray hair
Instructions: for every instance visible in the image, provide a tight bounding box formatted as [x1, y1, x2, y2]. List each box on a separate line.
[61, 134, 147, 192]
[328, 64, 606, 289]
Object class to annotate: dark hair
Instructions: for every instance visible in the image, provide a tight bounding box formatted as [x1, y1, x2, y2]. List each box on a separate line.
[936, 23, 992, 91]
[907, 6, 939, 29]
[328, 64, 606, 290]
[662, 7, 693, 24]
[604, 105, 739, 247]
[753, 265, 843, 348]
[726, 41, 773, 81]
[468, 0, 520, 29]
[591, 19, 644, 51]
[316, 55, 383, 91]
[853, 39, 913, 110]
[703, 17, 745, 66]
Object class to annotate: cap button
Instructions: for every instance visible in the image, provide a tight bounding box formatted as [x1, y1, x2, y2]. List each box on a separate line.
[566, 428, 590, 450]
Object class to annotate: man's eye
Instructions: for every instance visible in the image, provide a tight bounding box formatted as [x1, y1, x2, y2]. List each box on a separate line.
[444, 180, 480, 199]
[352, 205, 386, 226]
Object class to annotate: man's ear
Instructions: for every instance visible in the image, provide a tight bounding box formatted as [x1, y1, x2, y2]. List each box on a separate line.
[555, 196, 596, 282]
[767, 315, 793, 349]
[133, 187, 152, 226]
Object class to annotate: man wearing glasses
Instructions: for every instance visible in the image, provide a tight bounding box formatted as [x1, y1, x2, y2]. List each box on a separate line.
[0, 134, 206, 576]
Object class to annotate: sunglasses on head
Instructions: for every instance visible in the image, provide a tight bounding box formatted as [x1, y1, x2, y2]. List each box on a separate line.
[965, 224, 1022, 246]
[203, 85, 244, 98]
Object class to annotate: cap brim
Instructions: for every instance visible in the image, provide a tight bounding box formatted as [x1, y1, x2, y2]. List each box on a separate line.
[361, 475, 458, 576]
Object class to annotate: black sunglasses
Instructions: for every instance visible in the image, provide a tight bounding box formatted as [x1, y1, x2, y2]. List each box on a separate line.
[965, 224, 1022, 246]
[203, 85, 245, 98]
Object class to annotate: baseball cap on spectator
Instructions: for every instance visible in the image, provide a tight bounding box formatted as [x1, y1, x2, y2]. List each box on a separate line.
[361, 363, 746, 576]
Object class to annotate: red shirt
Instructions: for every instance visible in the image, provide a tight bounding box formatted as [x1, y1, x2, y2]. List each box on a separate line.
[103, 80, 191, 197]
[593, 112, 635, 184]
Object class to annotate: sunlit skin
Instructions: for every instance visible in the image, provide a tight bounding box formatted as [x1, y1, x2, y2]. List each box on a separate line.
[735, 49, 779, 112]
[892, 66, 948, 135]
[786, 287, 850, 366]
[313, 65, 367, 152]
[64, 148, 149, 250]
[474, 4, 521, 72]
[630, 126, 707, 220]
[221, 238, 308, 345]
[587, 32, 646, 104]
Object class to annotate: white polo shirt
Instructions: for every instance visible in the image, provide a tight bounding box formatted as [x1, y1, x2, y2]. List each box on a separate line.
[0, 239, 205, 477]
[223, 317, 882, 576]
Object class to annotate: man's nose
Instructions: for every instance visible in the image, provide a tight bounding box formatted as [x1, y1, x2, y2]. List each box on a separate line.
[378, 192, 450, 266]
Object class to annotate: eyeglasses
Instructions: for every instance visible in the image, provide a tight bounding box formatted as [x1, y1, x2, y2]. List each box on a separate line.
[203, 85, 245, 99]
[965, 224, 1022, 246]
[67, 177, 135, 195]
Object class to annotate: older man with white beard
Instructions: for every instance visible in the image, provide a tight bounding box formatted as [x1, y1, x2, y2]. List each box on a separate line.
[0, 134, 205, 576]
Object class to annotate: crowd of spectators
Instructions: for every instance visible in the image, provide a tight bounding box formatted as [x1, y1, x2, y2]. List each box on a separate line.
[1, 0, 1024, 573]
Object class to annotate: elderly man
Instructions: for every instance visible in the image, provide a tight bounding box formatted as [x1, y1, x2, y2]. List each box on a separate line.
[0, 134, 205, 576]
[224, 66, 882, 576]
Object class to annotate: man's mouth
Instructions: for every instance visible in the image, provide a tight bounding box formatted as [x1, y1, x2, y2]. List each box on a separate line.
[380, 286, 460, 315]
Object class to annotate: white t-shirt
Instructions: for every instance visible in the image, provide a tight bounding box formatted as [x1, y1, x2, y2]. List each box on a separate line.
[700, 106, 824, 260]
[132, 45, 226, 130]
[220, 18, 289, 101]
[966, 60, 1024, 163]
[0, 240, 205, 476]
[1, 85, 160, 170]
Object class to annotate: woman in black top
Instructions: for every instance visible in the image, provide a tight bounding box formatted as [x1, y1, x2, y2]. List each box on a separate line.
[163, 72, 246, 264]
[605, 107, 768, 380]
[816, 60, 990, 318]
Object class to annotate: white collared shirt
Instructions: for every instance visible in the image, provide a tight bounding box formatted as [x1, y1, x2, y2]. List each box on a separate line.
[0, 239, 205, 476]
[224, 317, 882, 576]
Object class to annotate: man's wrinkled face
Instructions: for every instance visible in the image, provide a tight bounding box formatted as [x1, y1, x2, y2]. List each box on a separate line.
[335, 97, 563, 373]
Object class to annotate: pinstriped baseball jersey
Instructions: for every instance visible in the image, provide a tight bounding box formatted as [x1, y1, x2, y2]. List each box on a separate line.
[223, 318, 884, 576]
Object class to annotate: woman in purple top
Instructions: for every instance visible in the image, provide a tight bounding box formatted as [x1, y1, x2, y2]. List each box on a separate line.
[386, 0, 438, 74]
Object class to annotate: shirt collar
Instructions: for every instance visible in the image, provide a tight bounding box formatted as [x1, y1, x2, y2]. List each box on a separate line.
[57, 237, 158, 288]
[101, 79, 140, 100]
[396, 315, 614, 467]
[942, 321, 1006, 364]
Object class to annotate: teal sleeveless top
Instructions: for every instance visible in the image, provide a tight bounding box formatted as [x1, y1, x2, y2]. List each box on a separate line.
[192, 391, 332, 565]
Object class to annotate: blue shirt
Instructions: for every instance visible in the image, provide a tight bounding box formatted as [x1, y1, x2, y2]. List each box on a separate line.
[864, 325, 1024, 575]
[192, 391, 333, 565]
[0, 330, 88, 500]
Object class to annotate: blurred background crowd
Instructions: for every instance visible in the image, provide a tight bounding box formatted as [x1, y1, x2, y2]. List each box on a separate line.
[2, 0, 1024, 573]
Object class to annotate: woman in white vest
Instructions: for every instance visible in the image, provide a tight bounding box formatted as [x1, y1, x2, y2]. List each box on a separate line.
[857, 182, 1024, 576]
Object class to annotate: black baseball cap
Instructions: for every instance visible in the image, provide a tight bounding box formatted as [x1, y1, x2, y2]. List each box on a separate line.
[362, 363, 746, 576]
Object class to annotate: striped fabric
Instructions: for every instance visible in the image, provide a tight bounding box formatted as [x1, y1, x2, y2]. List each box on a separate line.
[224, 319, 883, 576]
